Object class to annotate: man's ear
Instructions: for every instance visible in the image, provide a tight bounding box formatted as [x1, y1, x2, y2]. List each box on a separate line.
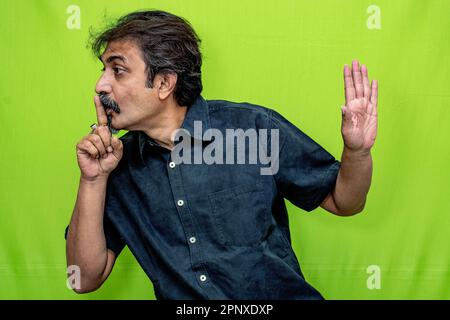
[154, 72, 178, 100]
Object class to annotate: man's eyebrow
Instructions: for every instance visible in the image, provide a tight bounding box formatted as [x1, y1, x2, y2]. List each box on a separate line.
[99, 54, 127, 64]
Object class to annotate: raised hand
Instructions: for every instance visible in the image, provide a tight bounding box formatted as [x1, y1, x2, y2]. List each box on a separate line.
[341, 60, 378, 153]
[76, 95, 123, 181]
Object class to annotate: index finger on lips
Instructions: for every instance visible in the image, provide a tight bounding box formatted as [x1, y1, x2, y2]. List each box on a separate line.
[94, 95, 108, 126]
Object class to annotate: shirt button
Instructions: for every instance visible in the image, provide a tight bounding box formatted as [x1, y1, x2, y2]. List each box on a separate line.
[189, 237, 197, 244]
[177, 200, 184, 207]
[199, 274, 207, 282]
[169, 161, 176, 168]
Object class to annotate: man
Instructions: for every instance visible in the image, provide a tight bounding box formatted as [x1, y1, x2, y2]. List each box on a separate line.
[65, 10, 378, 299]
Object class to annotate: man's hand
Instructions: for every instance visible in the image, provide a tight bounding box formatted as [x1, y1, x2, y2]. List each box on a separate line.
[342, 60, 378, 154]
[76, 95, 123, 181]
[320, 60, 378, 216]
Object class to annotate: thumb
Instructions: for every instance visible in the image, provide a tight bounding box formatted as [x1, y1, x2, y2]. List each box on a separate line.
[111, 136, 123, 158]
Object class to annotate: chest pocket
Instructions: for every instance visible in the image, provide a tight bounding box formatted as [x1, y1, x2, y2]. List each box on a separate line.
[208, 181, 268, 247]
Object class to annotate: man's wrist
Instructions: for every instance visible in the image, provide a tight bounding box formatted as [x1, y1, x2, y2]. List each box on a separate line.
[342, 146, 372, 161]
[80, 174, 109, 185]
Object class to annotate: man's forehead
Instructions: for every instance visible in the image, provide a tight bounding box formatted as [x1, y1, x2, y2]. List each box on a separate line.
[100, 40, 139, 63]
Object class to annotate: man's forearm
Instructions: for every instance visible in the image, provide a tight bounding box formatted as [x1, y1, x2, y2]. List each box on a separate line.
[332, 147, 373, 215]
[66, 175, 110, 290]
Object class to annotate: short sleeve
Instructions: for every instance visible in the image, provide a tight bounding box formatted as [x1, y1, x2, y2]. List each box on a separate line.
[64, 182, 126, 256]
[270, 109, 341, 212]
[103, 213, 126, 256]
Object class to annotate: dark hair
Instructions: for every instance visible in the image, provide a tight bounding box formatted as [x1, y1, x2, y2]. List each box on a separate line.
[90, 10, 202, 107]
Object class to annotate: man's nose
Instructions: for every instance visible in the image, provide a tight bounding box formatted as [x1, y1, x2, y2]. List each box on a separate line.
[95, 73, 112, 94]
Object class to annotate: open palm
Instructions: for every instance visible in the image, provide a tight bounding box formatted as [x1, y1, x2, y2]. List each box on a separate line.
[342, 60, 378, 152]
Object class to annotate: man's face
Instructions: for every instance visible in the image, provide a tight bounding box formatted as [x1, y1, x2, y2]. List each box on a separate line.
[95, 39, 158, 131]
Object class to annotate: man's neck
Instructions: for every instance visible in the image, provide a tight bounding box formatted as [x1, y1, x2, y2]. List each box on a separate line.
[141, 101, 188, 151]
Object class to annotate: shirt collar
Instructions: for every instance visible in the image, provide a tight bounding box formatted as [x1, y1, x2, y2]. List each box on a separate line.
[136, 95, 212, 163]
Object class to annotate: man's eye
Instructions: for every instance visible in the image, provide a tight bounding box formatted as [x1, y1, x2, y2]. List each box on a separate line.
[113, 67, 124, 75]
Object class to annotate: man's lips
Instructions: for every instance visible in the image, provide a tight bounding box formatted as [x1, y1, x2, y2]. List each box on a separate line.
[106, 109, 115, 116]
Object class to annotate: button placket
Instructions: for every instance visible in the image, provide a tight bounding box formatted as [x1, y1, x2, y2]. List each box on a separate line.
[166, 156, 212, 290]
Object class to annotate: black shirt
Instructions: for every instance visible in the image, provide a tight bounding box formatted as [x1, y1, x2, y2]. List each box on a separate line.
[65, 95, 340, 299]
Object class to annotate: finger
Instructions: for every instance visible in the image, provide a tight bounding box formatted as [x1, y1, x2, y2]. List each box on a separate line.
[352, 60, 363, 98]
[361, 64, 371, 99]
[344, 64, 355, 105]
[110, 136, 123, 158]
[94, 95, 108, 126]
[370, 80, 378, 115]
[78, 139, 100, 159]
[87, 133, 107, 157]
[95, 125, 112, 153]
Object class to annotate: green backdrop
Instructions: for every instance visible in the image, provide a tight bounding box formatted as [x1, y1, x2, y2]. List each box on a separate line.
[1, 0, 449, 299]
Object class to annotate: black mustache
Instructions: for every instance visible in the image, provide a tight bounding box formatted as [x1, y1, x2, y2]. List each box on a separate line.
[99, 93, 121, 114]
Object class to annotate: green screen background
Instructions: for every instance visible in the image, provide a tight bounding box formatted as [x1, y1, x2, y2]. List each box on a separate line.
[1, 0, 449, 299]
